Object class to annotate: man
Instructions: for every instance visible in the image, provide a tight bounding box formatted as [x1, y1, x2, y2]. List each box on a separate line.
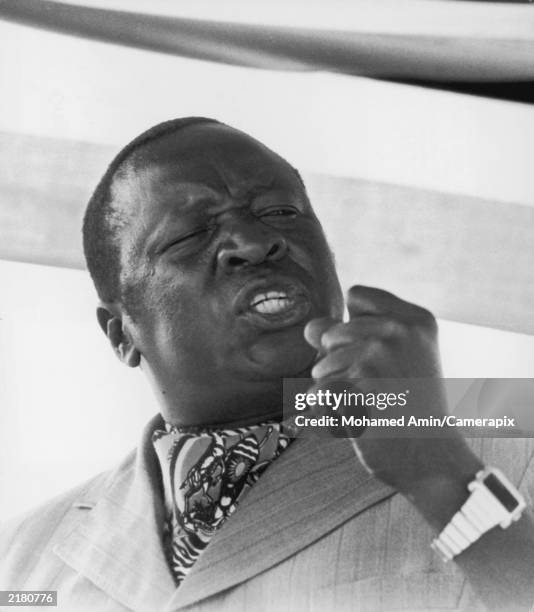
[1, 117, 533, 611]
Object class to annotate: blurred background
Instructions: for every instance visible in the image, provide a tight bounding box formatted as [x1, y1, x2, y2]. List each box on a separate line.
[1, 0, 533, 521]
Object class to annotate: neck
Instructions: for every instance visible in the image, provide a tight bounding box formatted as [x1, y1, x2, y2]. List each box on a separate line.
[157, 380, 284, 429]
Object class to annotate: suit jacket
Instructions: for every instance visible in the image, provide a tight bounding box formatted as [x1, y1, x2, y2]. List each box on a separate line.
[1, 414, 533, 612]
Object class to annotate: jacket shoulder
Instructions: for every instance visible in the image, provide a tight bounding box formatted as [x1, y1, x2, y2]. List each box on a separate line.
[0, 452, 135, 589]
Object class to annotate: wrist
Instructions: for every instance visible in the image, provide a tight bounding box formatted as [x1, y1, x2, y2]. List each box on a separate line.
[395, 439, 483, 530]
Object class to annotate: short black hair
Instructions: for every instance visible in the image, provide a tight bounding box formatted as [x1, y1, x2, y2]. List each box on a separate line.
[82, 116, 221, 304]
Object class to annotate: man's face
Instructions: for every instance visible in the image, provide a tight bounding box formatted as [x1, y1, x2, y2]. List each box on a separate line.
[112, 123, 343, 425]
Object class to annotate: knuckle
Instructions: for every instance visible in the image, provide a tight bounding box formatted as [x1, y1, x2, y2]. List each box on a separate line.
[415, 307, 438, 333]
[402, 305, 437, 335]
[305, 316, 337, 348]
[347, 284, 376, 305]
[361, 338, 383, 361]
[381, 318, 407, 339]
[348, 284, 365, 296]
[321, 323, 353, 350]
[321, 334, 336, 351]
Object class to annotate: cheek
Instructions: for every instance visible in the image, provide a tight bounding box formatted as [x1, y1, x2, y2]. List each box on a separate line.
[293, 220, 336, 269]
[138, 307, 222, 383]
[294, 229, 343, 308]
[142, 275, 234, 362]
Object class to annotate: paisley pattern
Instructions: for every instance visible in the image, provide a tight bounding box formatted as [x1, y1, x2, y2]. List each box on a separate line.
[152, 422, 290, 586]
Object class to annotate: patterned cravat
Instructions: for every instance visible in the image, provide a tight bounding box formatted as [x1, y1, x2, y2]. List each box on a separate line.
[152, 422, 290, 586]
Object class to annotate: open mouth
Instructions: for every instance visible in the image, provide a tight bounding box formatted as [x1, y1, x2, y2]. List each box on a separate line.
[235, 280, 312, 330]
[249, 290, 296, 316]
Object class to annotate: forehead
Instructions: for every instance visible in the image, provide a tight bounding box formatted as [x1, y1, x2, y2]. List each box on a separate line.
[120, 124, 298, 200]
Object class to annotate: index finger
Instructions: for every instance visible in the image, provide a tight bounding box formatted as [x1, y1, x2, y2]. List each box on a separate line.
[304, 317, 338, 351]
[346, 285, 407, 318]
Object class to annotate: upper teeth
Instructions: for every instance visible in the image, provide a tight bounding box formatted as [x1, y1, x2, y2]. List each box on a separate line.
[251, 291, 288, 306]
[250, 291, 291, 314]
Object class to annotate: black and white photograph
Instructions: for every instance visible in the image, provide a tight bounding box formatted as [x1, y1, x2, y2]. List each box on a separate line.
[1, 1, 534, 610]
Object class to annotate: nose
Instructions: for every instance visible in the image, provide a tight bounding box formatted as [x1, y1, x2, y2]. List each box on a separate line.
[217, 219, 288, 271]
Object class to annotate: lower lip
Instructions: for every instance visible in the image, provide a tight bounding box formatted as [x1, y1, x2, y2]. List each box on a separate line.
[241, 295, 311, 330]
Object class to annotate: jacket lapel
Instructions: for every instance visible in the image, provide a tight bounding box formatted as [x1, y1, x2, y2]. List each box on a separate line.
[166, 435, 395, 611]
[54, 417, 395, 612]
[53, 414, 178, 611]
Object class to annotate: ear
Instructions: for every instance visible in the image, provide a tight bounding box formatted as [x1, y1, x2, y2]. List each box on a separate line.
[96, 304, 141, 368]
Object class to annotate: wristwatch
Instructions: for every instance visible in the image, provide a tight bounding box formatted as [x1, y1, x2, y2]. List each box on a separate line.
[431, 467, 527, 562]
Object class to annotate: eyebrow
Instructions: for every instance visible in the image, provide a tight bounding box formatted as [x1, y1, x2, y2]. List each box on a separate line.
[141, 174, 296, 253]
[156, 182, 220, 210]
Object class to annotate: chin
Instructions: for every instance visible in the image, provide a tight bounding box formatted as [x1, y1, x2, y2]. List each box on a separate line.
[245, 339, 317, 380]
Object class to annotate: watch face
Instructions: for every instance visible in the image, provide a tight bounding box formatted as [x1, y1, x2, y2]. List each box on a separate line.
[483, 472, 520, 512]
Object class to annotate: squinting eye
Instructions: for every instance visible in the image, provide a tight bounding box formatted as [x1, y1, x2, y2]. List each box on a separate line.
[260, 207, 299, 218]
[164, 228, 210, 251]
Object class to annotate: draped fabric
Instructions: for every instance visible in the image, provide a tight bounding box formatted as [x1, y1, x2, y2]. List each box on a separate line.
[0, 0, 533, 103]
[152, 422, 290, 585]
